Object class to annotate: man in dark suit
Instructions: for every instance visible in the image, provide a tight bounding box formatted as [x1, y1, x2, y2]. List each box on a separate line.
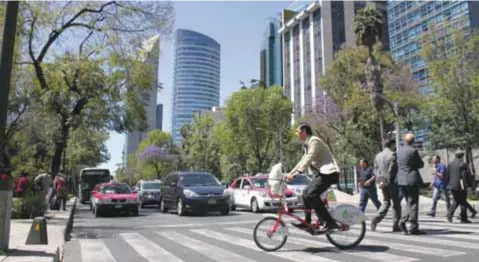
[371, 138, 401, 232]
[396, 133, 424, 235]
[446, 150, 472, 223]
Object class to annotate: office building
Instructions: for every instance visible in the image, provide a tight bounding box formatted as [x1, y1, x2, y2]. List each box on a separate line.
[194, 106, 225, 124]
[156, 104, 163, 130]
[171, 29, 221, 145]
[124, 35, 159, 159]
[387, 0, 479, 147]
[260, 17, 283, 88]
[279, 0, 388, 123]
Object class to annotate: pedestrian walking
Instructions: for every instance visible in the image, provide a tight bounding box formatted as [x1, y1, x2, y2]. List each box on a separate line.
[371, 138, 401, 232]
[54, 172, 68, 211]
[357, 159, 382, 213]
[34, 172, 53, 209]
[427, 155, 450, 217]
[15, 171, 29, 198]
[446, 150, 472, 223]
[397, 133, 425, 235]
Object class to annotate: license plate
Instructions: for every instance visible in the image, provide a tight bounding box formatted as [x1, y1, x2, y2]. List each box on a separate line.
[208, 199, 217, 204]
[114, 204, 123, 208]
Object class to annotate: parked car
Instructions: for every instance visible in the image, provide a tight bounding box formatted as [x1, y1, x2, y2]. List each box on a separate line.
[135, 180, 162, 208]
[159, 172, 230, 216]
[228, 175, 298, 213]
[286, 174, 311, 206]
[90, 183, 139, 217]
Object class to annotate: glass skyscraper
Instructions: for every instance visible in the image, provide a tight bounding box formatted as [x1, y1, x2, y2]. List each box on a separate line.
[260, 17, 283, 88]
[387, 0, 479, 146]
[171, 29, 221, 145]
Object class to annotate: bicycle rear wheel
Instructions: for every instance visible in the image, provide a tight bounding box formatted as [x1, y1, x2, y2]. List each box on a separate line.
[253, 217, 288, 252]
[326, 221, 366, 249]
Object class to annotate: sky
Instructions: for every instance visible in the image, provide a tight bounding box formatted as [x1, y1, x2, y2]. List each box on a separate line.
[99, 1, 293, 173]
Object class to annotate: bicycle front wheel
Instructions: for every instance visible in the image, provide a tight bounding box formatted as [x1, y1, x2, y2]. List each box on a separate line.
[253, 217, 288, 252]
[326, 221, 366, 249]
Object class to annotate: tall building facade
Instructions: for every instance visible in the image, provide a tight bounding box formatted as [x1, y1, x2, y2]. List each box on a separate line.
[387, 0, 479, 146]
[260, 17, 283, 88]
[156, 104, 163, 130]
[124, 35, 159, 159]
[279, 0, 388, 123]
[171, 29, 221, 145]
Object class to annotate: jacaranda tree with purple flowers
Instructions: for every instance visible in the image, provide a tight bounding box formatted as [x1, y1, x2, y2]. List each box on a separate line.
[136, 130, 176, 180]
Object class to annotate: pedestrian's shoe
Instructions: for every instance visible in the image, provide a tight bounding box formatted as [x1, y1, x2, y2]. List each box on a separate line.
[392, 225, 401, 232]
[471, 211, 477, 219]
[370, 218, 378, 232]
[426, 212, 435, 217]
[446, 216, 453, 223]
[460, 220, 472, 224]
[408, 229, 426, 235]
[398, 221, 408, 235]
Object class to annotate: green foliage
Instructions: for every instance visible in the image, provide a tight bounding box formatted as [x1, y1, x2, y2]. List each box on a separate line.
[221, 86, 293, 174]
[313, 46, 424, 164]
[181, 115, 222, 178]
[354, 7, 384, 52]
[11, 195, 47, 219]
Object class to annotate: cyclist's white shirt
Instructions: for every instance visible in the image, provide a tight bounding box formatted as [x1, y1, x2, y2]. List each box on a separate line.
[268, 163, 286, 195]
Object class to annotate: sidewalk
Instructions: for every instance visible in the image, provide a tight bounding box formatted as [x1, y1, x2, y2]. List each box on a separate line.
[0, 197, 77, 262]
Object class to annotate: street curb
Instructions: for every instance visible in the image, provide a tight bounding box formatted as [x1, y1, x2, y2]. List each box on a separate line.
[56, 197, 77, 262]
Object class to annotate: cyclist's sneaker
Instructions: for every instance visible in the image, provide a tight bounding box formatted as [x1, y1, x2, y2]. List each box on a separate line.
[290, 223, 315, 235]
[318, 222, 340, 233]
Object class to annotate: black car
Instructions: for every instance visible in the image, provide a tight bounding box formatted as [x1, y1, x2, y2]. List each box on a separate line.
[159, 172, 230, 216]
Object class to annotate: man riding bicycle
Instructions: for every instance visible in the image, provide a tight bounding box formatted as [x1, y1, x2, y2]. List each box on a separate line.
[286, 122, 341, 234]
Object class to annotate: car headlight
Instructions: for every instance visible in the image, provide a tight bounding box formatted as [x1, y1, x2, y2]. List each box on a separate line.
[183, 189, 199, 198]
[222, 190, 229, 196]
[96, 198, 111, 204]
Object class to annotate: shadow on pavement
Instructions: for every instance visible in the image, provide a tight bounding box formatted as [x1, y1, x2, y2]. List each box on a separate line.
[300, 245, 389, 254]
[6, 249, 56, 258]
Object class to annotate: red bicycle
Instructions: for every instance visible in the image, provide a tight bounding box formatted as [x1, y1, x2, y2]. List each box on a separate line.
[253, 180, 366, 251]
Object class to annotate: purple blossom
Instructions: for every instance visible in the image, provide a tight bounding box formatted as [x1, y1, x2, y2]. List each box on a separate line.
[138, 145, 170, 162]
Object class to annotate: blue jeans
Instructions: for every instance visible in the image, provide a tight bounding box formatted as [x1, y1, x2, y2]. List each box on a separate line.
[431, 187, 451, 214]
[359, 186, 382, 213]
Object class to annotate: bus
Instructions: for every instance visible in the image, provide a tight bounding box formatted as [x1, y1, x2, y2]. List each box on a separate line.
[78, 168, 111, 204]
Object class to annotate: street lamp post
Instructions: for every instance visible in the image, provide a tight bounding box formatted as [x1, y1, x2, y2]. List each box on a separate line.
[0, 1, 20, 252]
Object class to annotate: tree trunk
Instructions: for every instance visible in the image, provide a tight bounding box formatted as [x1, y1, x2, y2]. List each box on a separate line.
[378, 109, 385, 150]
[466, 147, 476, 188]
[51, 123, 70, 178]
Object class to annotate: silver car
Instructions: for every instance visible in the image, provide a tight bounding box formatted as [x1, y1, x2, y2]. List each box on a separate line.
[136, 180, 162, 208]
[286, 175, 311, 206]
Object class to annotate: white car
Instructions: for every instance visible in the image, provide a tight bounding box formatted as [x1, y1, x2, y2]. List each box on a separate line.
[285, 175, 311, 206]
[227, 175, 298, 213]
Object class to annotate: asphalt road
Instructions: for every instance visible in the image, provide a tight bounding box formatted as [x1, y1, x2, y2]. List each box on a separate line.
[63, 200, 479, 262]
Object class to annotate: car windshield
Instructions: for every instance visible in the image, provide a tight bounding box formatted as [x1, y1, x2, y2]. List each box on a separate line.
[101, 184, 131, 194]
[181, 174, 220, 187]
[143, 182, 162, 189]
[251, 178, 268, 188]
[287, 175, 311, 185]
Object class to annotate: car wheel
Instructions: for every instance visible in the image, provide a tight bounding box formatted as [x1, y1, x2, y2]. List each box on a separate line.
[177, 198, 185, 216]
[159, 199, 168, 213]
[132, 207, 139, 216]
[221, 206, 230, 216]
[93, 205, 101, 218]
[229, 196, 236, 211]
[251, 198, 259, 213]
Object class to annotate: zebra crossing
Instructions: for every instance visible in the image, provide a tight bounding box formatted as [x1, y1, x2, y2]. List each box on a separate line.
[64, 213, 479, 262]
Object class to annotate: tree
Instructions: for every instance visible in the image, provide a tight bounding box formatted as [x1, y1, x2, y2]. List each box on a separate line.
[354, 7, 387, 146]
[19, 1, 174, 177]
[309, 46, 423, 164]
[180, 115, 222, 178]
[136, 130, 176, 179]
[422, 28, 479, 176]
[221, 85, 293, 174]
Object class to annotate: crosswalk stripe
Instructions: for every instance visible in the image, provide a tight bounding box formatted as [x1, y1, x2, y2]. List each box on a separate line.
[191, 228, 339, 262]
[142, 219, 258, 229]
[118, 232, 183, 262]
[227, 227, 420, 262]
[79, 239, 116, 262]
[346, 226, 479, 249]
[157, 231, 258, 262]
[234, 226, 465, 258]
[364, 220, 479, 236]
